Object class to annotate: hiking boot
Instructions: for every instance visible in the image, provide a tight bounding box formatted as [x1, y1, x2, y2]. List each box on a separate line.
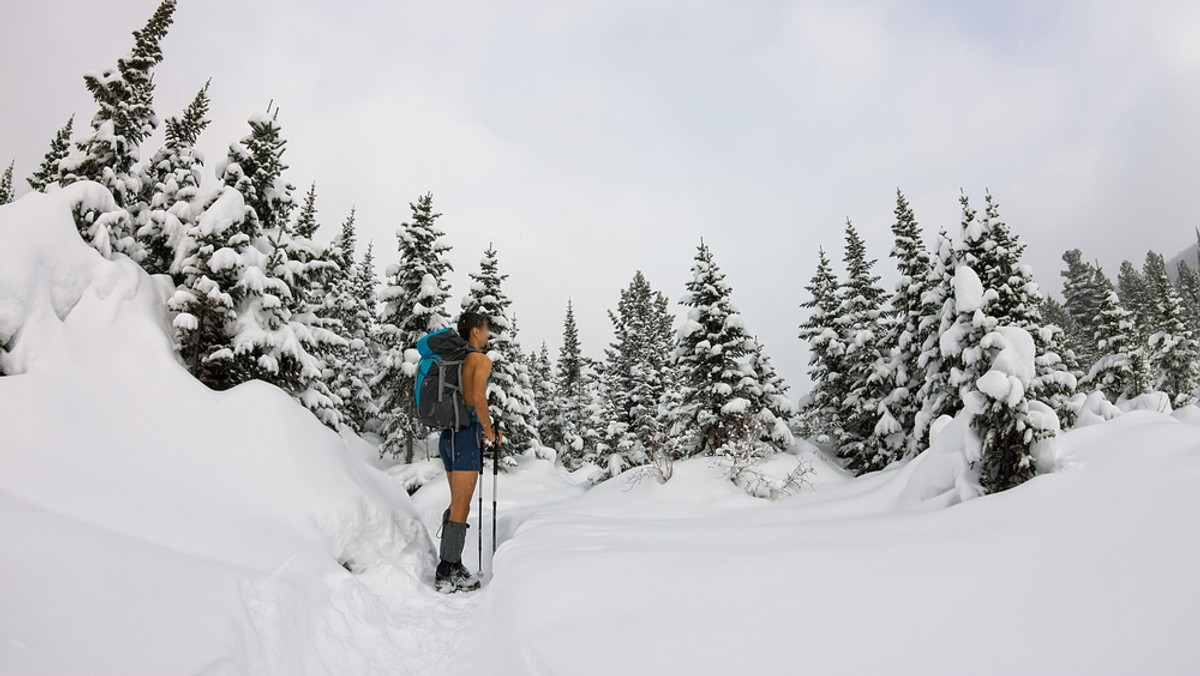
[435, 559, 481, 593]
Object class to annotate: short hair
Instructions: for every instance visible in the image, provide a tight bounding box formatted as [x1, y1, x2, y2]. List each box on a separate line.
[457, 312, 489, 342]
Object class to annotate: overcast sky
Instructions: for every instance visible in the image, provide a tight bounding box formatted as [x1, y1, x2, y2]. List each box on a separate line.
[3, 1, 1200, 394]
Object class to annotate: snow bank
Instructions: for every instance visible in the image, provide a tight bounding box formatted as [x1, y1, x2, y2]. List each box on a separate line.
[0, 187, 440, 675]
[453, 411, 1200, 675]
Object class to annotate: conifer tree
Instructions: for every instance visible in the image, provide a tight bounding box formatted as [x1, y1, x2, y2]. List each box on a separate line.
[834, 220, 888, 473]
[1142, 251, 1199, 408]
[553, 300, 588, 466]
[866, 190, 935, 468]
[1059, 249, 1101, 365]
[592, 272, 677, 480]
[530, 342, 560, 451]
[1117, 260, 1151, 325]
[460, 244, 540, 463]
[1081, 267, 1150, 402]
[746, 336, 797, 451]
[375, 193, 453, 460]
[797, 248, 844, 444]
[59, 0, 178, 260]
[169, 112, 340, 427]
[27, 116, 74, 192]
[911, 230, 959, 454]
[0, 161, 13, 205]
[331, 237, 380, 433]
[664, 240, 763, 459]
[139, 81, 211, 280]
[1175, 260, 1200, 336]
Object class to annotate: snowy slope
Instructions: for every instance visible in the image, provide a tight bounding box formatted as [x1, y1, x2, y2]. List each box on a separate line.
[0, 186, 445, 674]
[452, 411, 1200, 675]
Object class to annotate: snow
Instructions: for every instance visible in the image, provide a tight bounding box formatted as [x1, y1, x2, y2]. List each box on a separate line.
[3, 187, 1200, 674]
[0, 189, 437, 674]
[975, 325, 1037, 406]
[953, 264, 985, 313]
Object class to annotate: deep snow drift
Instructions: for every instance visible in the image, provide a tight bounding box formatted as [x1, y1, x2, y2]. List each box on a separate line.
[0, 186, 453, 674]
[2, 185, 1199, 675]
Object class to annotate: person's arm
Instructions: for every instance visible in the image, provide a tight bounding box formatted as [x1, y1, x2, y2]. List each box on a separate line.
[464, 352, 496, 443]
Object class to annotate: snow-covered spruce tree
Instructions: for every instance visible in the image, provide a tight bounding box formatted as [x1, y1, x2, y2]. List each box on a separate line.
[932, 193, 998, 435]
[797, 247, 845, 444]
[1080, 266, 1151, 402]
[169, 111, 341, 427]
[138, 81, 211, 280]
[26, 116, 74, 193]
[1117, 260, 1151, 326]
[1059, 249, 1102, 366]
[833, 220, 889, 474]
[579, 355, 616, 472]
[747, 336, 797, 450]
[664, 240, 767, 464]
[529, 342, 560, 451]
[979, 194, 1076, 426]
[911, 229, 960, 454]
[967, 319, 1058, 494]
[865, 190, 936, 468]
[460, 244, 541, 464]
[1142, 251, 1199, 408]
[552, 300, 588, 468]
[375, 193, 453, 461]
[0, 161, 13, 205]
[591, 272, 676, 480]
[58, 0, 178, 261]
[334, 239, 381, 433]
[1039, 297, 1072, 346]
[319, 205, 361, 414]
[1175, 260, 1200, 336]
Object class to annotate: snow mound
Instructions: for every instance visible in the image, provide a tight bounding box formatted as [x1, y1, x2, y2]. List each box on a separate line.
[0, 187, 440, 674]
[454, 410, 1200, 675]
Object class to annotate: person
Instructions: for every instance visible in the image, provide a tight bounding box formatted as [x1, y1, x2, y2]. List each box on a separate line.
[435, 311, 503, 591]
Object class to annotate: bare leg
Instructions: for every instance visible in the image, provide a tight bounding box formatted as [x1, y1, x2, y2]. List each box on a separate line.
[447, 470, 478, 523]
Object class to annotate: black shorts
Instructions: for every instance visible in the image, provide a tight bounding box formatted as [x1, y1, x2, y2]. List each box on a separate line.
[439, 421, 483, 472]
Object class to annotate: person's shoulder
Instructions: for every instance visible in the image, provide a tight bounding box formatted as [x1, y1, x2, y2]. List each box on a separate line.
[466, 350, 491, 365]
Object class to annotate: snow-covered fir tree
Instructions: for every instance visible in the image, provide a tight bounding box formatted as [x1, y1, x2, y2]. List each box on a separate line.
[1059, 249, 1101, 366]
[0, 161, 13, 205]
[1080, 266, 1150, 402]
[551, 300, 588, 468]
[797, 247, 845, 444]
[865, 190, 937, 468]
[978, 195, 1076, 426]
[1142, 251, 1199, 408]
[329, 233, 380, 434]
[746, 336, 797, 451]
[911, 229, 959, 455]
[169, 111, 341, 428]
[664, 240, 767, 461]
[968, 319, 1058, 494]
[375, 193, 453, 460]
[1175, 260, 1200, 336]
[529, 342, 559, 452]
[833, 220, 889, 474]
[590, 272, 676, 480]
[138, 81, 211, 280]
[58, 0, 178, 261]
[460, 244, 541, 464]
[26, 115, 74, 192]
[1117, 260, 1151, 325]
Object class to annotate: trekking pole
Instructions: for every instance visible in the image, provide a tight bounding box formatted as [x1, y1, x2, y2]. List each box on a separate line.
[477, 427, 484, 576]
[493, 420, 501, 559]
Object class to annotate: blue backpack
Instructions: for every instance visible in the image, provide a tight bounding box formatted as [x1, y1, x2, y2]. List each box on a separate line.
[414, 328, 477, 430]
